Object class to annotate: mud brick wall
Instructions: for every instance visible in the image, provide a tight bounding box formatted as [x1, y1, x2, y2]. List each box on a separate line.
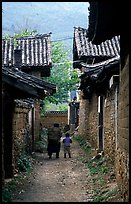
[13, 106, 31, 170]
[88, 93, 98, 148]
[40, 111, 68, 129]
[78, 91, 98, 148]
[78, 91, 89, 138]
[104, 82, 119, 164]
[116, 55, 129, 201]
[34, 100, 41, 141]
[2, 89, 5, 185]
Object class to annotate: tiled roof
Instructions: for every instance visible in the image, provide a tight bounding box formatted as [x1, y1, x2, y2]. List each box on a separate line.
[14, 99, 34, 108]
[81, 55, 120, 73]
[2, 33, 52, 68]
[79, 56, 120, 88]
[74, 27, 120, 59]
[2, 67, 56, 99]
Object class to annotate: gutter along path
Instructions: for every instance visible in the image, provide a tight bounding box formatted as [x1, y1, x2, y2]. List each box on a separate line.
[12, 138, 94, 202]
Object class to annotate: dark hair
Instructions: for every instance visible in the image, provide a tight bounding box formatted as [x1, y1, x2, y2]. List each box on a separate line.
[65, 133, 70, 137]
[54, 123, 59, 127]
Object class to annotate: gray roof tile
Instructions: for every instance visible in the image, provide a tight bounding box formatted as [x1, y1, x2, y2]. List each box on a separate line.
[2, 67, 56, 98]
[74, 27, 120, 58]
[2, 33, 52, 68]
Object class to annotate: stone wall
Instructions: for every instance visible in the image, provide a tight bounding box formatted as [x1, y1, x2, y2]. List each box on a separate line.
[116, 55, 129, 201]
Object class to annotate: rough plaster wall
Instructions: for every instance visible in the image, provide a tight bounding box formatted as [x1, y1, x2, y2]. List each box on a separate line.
[78, 91, 89, 138]
[104, 84, 118, 164]
[88, 93, 98, 148]
[34, 100, 41, 142]
[116, 55, 129, 201]
[13, 107, 30, 170]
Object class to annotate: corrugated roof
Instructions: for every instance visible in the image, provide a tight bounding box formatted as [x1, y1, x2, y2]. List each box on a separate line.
[2, 33, 52, 68]
[74, 27, 120, 58]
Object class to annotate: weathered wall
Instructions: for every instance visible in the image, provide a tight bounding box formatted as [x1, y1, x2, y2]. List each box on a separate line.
[40, 111, 68, 130]
[104, 81, 119, 164]
[115, 55, 129, 201]
[13, 105, 31, 171]
[2, 86, 5, 185]
[78, 91, 98, 148]
[88, 93, 98, 148]
[34, 100, 41, 141]
[78, 91, 89, 138]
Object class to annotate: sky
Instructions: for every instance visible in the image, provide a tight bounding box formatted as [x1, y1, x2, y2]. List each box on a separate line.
[2, 2, 89, 41]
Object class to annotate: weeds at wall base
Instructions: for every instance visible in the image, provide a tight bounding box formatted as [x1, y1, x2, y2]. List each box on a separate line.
[2, 152, 33, 202]
[73, 135, 120, 202]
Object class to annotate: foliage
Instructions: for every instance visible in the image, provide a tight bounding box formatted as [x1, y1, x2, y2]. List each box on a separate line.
[35, 127, 48, 153]
[74, 135, 91, 154]
[74, 135, 118, 202]
[2, 171, 30, 202]
[3, 28, 37, 47]
[86, 157, 111, 176]
[2, 187, 12, 202]
[41, 41, 79, 111]
[17, 152, 32, 172]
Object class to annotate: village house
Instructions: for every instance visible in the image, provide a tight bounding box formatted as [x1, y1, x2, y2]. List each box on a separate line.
[2, 33, 56, 184]
[73, 26, 120, 157]
[73, 2, 129, 201]
[87, 2, 129, 201]
[2, 33, 53, 140]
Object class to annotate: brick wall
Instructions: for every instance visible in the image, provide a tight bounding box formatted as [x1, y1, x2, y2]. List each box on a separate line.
[40, 111, 68, 129]
[115, 55, 129, 201]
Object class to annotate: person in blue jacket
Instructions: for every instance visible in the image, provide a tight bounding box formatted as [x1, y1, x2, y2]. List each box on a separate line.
[63, 132, 72, 158]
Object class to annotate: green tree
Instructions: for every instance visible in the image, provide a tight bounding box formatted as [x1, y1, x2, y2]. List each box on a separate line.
[42, 41, 79, 111]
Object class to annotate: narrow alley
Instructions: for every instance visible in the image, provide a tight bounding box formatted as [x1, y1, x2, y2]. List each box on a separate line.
[12, 138, 94, 202]
[11, 136, 121, 202]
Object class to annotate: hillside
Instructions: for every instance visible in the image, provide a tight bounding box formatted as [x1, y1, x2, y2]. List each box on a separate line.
[2, 2, 89, 42]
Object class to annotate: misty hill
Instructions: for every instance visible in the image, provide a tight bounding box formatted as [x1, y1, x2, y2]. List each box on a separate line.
[2, 2, 89, 42]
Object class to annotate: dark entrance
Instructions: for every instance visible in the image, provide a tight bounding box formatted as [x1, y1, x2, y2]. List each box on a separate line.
[3, 93, 14, 178]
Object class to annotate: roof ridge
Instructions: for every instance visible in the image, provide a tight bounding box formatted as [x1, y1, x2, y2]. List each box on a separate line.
[2, 32, 52, 40]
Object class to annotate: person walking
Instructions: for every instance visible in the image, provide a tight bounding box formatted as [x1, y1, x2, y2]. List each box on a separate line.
[47, 123, 62, 159]
[63, 132, 72, 158]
